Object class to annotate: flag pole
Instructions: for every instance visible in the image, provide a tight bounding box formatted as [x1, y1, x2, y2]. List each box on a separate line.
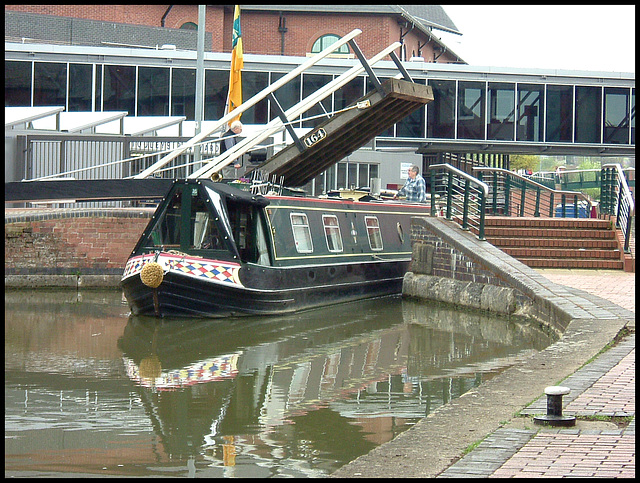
[194, 5, 206, 165]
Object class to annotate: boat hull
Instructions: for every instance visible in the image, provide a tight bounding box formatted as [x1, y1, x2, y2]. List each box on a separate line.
[121, 252, 409, 317]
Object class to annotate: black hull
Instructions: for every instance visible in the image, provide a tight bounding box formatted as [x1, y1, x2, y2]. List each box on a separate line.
[121, 258, 408, 318]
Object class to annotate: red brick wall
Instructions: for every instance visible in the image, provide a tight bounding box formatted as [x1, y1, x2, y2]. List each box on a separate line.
[5, 4, 459, 62]
[5, 215, 151, 275]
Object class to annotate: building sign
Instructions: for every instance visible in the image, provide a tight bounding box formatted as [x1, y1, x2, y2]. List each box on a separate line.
[400, 162, 413, 179]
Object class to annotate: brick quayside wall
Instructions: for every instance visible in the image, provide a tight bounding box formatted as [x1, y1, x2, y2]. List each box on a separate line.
[410, 220, 508, 288]
[5, 210, 153, 276]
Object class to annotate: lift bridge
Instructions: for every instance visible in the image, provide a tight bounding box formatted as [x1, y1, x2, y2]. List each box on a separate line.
[4, 28, 635, 204]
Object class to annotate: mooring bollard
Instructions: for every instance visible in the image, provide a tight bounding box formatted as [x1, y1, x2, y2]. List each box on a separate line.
[533, 386, 576, 427]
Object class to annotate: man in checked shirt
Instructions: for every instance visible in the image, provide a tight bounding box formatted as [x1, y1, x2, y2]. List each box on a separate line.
[394, 165, 426, 202]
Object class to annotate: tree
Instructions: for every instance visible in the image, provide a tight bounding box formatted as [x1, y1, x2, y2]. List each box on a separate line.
[509, 154, 540, 172]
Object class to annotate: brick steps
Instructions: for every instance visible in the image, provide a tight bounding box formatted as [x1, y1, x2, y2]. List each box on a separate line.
[511, 258, 624, 269]
[475, 216, 624, 270]
[484, 228, 616, 239]
[485, 237, 619, 249]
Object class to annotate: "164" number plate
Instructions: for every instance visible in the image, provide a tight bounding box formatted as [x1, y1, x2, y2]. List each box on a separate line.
[303, 128, 327, 148]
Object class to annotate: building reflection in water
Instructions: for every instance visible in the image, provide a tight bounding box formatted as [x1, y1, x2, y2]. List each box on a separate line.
[5, 291, 555, 477]
[117, 297, 555, 475]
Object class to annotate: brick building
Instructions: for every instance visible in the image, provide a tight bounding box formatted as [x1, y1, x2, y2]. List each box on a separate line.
[4, 4, 464, 63]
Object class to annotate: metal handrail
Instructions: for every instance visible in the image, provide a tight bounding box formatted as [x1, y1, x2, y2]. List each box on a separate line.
[428, 163, 489, 240]
[601, 163, 635, 253]
[473, 166, 592, 219]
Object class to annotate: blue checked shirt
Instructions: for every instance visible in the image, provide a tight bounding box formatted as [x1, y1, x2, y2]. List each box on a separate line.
[398, 174, 426, 202]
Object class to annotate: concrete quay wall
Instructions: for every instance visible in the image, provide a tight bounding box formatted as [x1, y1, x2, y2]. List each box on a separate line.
[406, 216, 585, 333]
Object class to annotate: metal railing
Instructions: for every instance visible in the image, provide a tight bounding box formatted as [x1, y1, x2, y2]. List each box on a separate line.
[601, 163, 635, 253]
[473, 167, 593, 219]
[527, 167, 634, 191]
[428, 163, 489, 240]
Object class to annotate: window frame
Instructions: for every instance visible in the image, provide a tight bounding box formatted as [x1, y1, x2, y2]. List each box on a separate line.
[311, 34, 351, 54]
[290, 212, 314, 253]
[364, 216, 383, 251]
[322, 214, 343, 253]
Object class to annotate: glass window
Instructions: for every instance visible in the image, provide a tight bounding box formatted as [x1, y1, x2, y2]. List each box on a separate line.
[397, 107, 425, 138]
[146, 188, 184, 249]
[322, 215, 343, 252]
[369, 164, 379, 183]
[487, 82, 515, 140]
[5, 61, 32, 106]
[103, 65, 135, 113]
[204, 69, 228, 120]
[313, 171, 326, 196]
[427, 79, 455, 138]
[311, 34, 350, 54]
[334, 76, 364, 111]
[271, 72, 301, 125]
[545, 85, 573, 142]
[34, 62, 67, 107]
[241, 71, 269, 124]
[190, 196, 224, 250]
[171, 68, 196, 119]
[358, 163, 369, 188]
[290, 213, 313, 253]
[326, 164, 337, 191]
[517, 84, 544, 142]
[302, 73, 333, 128]
[348, 163, 357, 188]
[457, 81, 485, 139]
[337, 162, 347, 189]
[137, 66, 169, 116]
[603, 87, 630, 144]
[365, 216, 383, 251]
[68, 64, 93, 112]
[575, 86, 601, 143]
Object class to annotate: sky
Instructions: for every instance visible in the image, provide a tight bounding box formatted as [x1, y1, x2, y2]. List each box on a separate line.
[438, 5, 635, 73]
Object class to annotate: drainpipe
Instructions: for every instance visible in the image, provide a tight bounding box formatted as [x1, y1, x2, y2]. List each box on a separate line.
[161, 5, 173, 27]
[278, 12, 287, 55]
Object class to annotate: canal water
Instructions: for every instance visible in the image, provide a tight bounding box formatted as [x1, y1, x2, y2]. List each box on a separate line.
[5, 289, 556, 477]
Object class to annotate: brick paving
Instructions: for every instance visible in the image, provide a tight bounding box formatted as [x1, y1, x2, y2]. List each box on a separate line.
[439, 267, 636, 478]
[490, 432, 635, 478]
[565, 348, 635, 417]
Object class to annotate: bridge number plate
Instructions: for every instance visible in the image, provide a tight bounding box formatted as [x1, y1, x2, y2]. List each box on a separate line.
[303, 128, 326, 148]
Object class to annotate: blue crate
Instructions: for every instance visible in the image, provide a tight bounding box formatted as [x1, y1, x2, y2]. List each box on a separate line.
[554, 202, 589, 218]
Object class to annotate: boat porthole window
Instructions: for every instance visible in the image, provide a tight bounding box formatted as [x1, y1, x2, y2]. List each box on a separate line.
[396, 222, 404, 243]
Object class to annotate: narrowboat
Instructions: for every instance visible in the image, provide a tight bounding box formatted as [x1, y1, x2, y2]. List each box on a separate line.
[120, 178, 431, 317]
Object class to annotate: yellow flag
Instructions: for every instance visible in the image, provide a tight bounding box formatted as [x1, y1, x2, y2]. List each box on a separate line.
[226, 5, 243, 124]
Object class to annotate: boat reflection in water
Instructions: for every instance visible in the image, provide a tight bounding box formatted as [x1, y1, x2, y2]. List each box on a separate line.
[117, 296, 556, 476]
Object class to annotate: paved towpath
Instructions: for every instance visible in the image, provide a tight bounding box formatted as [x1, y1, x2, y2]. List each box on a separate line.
[438, 268, 635, 478]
